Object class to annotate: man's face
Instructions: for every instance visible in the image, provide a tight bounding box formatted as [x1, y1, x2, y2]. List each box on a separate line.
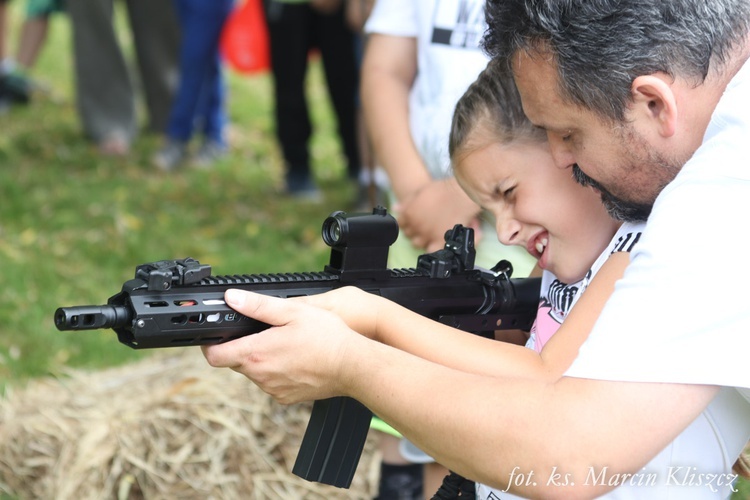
[511, 50, 682, 221]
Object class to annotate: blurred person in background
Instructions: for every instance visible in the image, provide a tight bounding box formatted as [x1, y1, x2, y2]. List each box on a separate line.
[67, 0, 180, 156]
[152, 0, 234, 171]
[263, 0, 362, 201]
[1, 0, 65, 108]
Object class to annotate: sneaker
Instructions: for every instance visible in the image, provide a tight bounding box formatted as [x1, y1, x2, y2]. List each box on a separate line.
[153, 140, 187, 171]
[98, 131, 130, 157]
[190, 140, 226, 169]
[0, 68, 31, 105]
[399, 438, 436, 464]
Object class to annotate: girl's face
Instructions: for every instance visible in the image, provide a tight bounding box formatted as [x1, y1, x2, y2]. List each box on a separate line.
[454, 132, 620, 283]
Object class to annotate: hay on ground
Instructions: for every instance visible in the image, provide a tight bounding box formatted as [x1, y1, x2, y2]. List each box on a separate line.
[0, 348, 380, 499]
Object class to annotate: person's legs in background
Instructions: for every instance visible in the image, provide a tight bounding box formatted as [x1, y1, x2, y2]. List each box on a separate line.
[153, 0, 231, 171]
[264, 0, 319, 198]
[0, 0, 33, 107]
[0, 0, 14, 109]
[312, 3, 361, 187]
[192, 0, 233, 166]
[125, 0, 180, 135]
[67, 0, 136, 155]
[0, 0, 7, 62]
[14, 15, 47, 71]
[15, 0, 65, 72]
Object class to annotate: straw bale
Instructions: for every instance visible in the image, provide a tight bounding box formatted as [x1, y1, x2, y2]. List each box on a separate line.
[0, 349, 380, 499]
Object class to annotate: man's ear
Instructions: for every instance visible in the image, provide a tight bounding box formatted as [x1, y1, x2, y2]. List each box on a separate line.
[631, 75, 678, 138]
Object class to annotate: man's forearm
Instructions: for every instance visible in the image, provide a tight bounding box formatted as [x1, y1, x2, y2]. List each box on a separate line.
[339, 337, 719, 498]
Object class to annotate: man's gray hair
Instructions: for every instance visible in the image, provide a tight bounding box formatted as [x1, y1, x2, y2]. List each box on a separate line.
[483, 0, 750, 122]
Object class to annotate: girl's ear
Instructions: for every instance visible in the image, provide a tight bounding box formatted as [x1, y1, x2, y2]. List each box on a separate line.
[631, 75, 678, 138]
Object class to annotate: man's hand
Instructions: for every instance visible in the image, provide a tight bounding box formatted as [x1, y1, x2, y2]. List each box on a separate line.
[201, 289, 357, 404]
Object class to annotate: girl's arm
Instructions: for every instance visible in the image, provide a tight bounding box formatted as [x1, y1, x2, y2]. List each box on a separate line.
[536, 251, 629, 379]
[302, 252, 630, 382]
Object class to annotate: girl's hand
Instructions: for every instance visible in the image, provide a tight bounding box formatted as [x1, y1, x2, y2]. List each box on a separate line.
[296, 286, 381, 339]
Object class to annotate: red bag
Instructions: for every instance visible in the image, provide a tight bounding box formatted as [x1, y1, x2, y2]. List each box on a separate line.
[220, 0, 271, 74]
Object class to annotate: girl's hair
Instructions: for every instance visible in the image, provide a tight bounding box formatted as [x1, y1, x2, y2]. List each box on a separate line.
[449, 58, 546, 162]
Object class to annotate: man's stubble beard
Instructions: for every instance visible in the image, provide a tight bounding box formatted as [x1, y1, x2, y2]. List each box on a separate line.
[571, 125, 684, 223]
[571, 165, 653, 222]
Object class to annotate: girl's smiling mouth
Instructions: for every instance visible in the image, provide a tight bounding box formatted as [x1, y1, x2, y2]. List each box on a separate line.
[527, 230, 549, 261]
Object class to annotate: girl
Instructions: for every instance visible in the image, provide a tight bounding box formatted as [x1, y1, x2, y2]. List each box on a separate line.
[393, 58, 644, 498]
[313, 59, 642, 388]
[449, 58, 644, 362]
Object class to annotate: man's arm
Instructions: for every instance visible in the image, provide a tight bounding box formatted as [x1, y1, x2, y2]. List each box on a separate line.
[344, 344, 718, 499]
[202, 288, 718, 498]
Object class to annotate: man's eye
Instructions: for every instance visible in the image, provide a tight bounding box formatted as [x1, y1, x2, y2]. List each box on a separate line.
[503, 186, 515, 197]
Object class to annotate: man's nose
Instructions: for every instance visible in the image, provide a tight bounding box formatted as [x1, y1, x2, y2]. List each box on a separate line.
[547, 134, 577, 169]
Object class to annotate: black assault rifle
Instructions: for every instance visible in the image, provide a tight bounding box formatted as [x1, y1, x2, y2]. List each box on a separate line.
[54, 206, 540, 489]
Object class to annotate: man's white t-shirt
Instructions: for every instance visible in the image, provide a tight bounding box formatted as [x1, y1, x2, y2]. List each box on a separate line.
[564, 59, 750, 497]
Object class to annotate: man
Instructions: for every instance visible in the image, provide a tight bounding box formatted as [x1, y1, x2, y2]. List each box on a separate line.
[202, 1, 750, 497]
[481, 1, 750, 396]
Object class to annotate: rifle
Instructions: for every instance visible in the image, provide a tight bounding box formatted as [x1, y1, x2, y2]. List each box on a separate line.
[54, 206, 540, 489]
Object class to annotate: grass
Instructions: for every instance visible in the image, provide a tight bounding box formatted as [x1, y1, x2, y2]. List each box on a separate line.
[0, 6, 358, 385]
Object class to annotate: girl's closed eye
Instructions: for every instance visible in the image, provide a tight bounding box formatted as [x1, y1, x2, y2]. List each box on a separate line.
[491, 184, 516, 201]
